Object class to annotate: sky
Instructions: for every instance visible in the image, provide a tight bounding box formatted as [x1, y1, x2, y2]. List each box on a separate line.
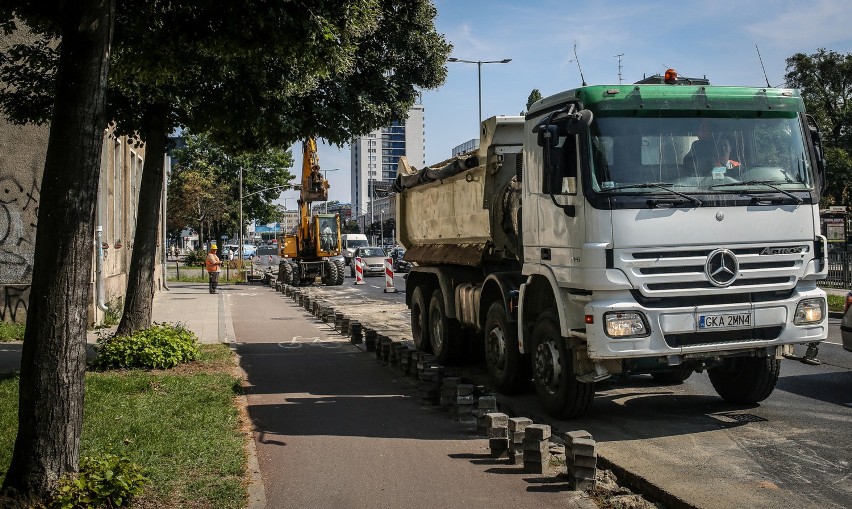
[277, 0, 852, 208]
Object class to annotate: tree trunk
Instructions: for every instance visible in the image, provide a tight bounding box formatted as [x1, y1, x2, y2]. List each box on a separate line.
[2, 0, 114, 499]
[115, 107, 168, 337]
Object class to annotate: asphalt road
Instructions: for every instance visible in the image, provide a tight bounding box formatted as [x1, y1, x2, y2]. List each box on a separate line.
[228, 287, 595, 509]
[274, 282, 852, 509]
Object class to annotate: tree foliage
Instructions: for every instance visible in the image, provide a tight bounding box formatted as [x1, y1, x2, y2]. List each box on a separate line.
[169, 132, 294, 239]
[526, 88, 542, 111]
[785, 48, 852, 204]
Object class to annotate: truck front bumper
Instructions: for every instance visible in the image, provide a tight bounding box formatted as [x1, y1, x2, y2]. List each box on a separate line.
[579, 285, 827, 360]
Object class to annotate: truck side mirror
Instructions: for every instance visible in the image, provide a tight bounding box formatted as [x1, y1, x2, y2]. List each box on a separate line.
[537, 124, 559, 148]
[806, 115, 827, 191]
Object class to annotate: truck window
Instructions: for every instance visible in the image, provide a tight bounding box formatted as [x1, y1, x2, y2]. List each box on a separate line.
[542, 133, 578, 195]
[588, 113, 813, 193]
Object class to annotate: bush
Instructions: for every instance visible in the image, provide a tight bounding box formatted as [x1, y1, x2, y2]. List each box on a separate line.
[91, 323, 201, 370]
[0, 321, 25, 342]
[182, 249, 207, 267]
[47, 453, 148, 509]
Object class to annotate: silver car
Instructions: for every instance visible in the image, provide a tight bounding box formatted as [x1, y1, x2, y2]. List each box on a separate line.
[841, 292, 852, 352]
[350, 247, 388, 277]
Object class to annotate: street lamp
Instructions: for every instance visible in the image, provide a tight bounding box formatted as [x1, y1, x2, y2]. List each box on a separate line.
[447, 57, 512, 134]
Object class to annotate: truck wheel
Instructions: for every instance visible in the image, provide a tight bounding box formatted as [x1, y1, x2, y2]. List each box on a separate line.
[484, 302, 529, 394]
[531, 312, 594, 419]
[281, 262, 293, 286]
[410, 286, 430, 352]
[321, 260, 337, 286]
[651, 365, 694, 384]
[708, 357, 780, 404]
[333, 260, 345, 285]
[428, 288, 461, 365]
[289, 262, 300, 286]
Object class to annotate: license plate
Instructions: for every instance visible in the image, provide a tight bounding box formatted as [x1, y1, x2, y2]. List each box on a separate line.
[697, 312, 752, 331]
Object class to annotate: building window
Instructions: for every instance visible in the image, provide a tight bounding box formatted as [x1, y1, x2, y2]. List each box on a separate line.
[113, 139, 123, 244]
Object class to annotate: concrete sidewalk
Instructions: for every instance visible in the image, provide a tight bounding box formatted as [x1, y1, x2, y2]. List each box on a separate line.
[153, 281, 232, 344]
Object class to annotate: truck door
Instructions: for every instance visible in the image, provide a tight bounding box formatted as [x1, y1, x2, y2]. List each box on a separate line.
[534, 129, 586, 285]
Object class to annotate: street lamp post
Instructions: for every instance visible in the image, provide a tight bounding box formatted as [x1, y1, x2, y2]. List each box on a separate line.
[447, 57, 512, 134]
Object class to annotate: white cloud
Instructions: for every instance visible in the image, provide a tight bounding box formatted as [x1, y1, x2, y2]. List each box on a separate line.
[744, 0, 852, 50]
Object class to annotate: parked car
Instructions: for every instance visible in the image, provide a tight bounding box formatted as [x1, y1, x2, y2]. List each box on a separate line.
[222, 244, 239, 260]
[390, 247, 410, 273]
[241, 244, 257, 260]
[841, 292, 852, 352]
[350, 246, 387, 277]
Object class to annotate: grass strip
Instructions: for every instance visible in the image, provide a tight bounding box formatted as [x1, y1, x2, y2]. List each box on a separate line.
[0, 344, 246, 509]
[827, 292, 846, 313]
[0, 322, 25, 342]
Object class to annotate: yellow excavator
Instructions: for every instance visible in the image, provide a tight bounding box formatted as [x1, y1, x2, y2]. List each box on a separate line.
[278, 139, 345, 286]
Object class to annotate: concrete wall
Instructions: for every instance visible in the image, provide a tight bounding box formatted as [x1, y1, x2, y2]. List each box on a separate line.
[0, 26, 162, 326]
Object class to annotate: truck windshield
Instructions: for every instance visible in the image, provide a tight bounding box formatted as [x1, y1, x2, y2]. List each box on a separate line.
[587, 113, 813, 196]
[347, 239, 368, 249]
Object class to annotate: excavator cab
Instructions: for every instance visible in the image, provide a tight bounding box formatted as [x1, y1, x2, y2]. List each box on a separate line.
[314, 214, 341, 257]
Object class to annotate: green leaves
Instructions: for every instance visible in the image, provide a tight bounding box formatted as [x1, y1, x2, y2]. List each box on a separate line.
[47, 453, 148, 509]
[785, 48, 852, 205]
[91, 323, 201, 370]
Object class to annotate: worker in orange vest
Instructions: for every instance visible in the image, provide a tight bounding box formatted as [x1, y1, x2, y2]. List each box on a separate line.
[205, 243, 223, 294]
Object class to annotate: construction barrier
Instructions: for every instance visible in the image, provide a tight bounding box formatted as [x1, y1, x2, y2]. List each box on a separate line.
[384, 256, 397, 293]
[354, 256, 365, 285]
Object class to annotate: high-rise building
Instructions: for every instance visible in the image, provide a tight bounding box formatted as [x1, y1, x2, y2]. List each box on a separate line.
[350, 104, 425, 220]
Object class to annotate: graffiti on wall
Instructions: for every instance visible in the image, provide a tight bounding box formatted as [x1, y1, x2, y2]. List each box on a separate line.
[1, 173, 40, 323]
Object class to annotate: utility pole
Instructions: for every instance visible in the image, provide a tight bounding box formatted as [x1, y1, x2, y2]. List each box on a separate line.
[615, 53, 624, 84]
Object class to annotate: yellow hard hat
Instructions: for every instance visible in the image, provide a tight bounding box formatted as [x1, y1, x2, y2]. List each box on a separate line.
[211, 243, 218, 250]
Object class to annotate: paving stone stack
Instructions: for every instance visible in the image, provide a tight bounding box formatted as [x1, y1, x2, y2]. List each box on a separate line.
[508, 417, 533, 465]
[303, 295, 311, 311]
[364, 328, 377, 351]
[379, 336, 392, 362]
[523, 424, 551, 474]
[334, 312, 344, 331]
[341, 317, 351, 335]
[476, 395, 498, 435]
[399, 347, 414, 374]
[410, 351, 422, 378]
[440, 377, 460, 408]
[390, 343, 407, 367]
[416, 354, 437, 378]
[564, 430, 597, 490]
[485, 413, 509, 458]
[418, 364, 443, 405]
[349, 321, 362, 344]
[455, 384, 477, 426]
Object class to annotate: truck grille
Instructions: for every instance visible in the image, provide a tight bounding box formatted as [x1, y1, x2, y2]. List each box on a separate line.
[621, 244, 807, 297]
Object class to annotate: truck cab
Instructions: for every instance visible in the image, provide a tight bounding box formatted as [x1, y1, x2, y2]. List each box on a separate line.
[521, 81, 827, 415]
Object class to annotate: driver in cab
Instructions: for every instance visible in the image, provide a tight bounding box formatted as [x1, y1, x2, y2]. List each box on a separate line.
[686, 136, 741, 179]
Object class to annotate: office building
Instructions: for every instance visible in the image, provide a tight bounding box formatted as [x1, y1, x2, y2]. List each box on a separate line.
[350, 104, 425, 220]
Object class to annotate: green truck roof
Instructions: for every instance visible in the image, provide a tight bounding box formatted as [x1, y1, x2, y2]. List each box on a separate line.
[530, 85, 805, 115]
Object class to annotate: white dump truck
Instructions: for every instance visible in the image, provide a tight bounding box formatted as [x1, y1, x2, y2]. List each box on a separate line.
[396, 73, 829, 418]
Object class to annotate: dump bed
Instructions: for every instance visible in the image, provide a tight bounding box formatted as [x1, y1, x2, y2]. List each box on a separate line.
[397, 116, 524, 267]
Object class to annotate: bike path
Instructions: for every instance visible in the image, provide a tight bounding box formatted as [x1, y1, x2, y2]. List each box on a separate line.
[228, 287, 596, 509]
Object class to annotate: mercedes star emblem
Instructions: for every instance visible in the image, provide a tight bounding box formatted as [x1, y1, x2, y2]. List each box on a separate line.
[705, 249, 738, 287]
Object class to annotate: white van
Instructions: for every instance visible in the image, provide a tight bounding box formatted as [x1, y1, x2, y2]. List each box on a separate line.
[340, 234, 369, 265]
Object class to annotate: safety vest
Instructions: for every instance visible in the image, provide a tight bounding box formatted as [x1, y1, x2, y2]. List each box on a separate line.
[205, 254, 220, 272]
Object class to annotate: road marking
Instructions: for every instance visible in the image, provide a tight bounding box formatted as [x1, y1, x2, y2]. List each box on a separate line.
[370, 285, 381, 289]
[277, 336, 342, 349]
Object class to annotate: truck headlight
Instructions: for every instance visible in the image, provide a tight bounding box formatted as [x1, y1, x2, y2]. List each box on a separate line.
[793, 298, 824, 325]
[604, 312, 649, 338]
